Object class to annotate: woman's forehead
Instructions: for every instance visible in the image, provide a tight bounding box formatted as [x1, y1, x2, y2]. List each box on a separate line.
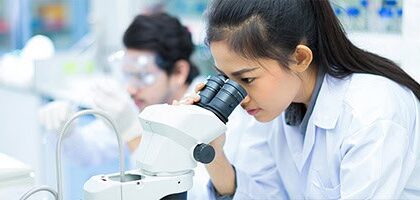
[211, 42, 253, 69]
[125, 49, 155, 57]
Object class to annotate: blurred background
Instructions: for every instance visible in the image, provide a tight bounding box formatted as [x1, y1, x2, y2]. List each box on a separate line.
[0, 0, 419, 199]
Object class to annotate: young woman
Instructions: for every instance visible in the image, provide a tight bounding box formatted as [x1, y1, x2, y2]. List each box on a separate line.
[181, 0, 420, 199]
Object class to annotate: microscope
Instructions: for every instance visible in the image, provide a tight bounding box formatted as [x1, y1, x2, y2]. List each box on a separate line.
[83, 75, 247, 199]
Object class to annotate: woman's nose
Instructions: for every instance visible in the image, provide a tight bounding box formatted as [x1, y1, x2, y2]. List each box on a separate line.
[240, 95, 251, 107]
[127, 85, 139, 96]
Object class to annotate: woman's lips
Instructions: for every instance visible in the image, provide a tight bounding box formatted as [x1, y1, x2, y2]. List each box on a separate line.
[246, 108, 261, 116]
[134, 99, 145, 108]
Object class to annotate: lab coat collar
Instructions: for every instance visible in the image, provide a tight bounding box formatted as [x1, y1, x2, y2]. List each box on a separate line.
[294, 75, 350, 172]
[312, 74, 351, 129]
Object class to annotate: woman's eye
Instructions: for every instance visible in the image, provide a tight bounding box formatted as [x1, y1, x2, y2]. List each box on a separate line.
[241, 78, 255, 84]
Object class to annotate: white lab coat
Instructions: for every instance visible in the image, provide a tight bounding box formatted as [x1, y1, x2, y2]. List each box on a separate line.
[208, 73, 420, 199]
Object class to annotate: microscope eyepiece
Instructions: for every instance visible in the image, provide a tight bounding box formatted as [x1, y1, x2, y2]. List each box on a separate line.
[196, 75, 226, 107]
[196, 75, 247, 123]
[191, 75, 247, 164]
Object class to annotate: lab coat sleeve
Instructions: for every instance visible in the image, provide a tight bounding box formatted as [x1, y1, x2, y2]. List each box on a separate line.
[233, 164, 288, 199]
[340, 120, 411, 199]
[206, 144, 288, 200]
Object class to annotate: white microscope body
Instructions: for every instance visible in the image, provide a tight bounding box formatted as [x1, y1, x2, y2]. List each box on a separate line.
[84, 104, 227, 199]
[84, 75, 246, 200]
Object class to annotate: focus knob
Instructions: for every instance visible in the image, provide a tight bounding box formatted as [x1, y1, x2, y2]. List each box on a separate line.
[193, 143, 215, 164]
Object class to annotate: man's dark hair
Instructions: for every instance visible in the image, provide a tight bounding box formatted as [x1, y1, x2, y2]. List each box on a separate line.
[123, 13, 199, 84]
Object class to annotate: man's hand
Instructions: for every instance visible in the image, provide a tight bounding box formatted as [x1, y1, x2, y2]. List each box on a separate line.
[91, 79, 142, 142]
[38, 101, 75, 132]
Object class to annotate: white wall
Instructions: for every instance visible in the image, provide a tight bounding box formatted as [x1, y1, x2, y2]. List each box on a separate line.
[0, 87, 47, 198]
[89, 0, 140, 69]
[402, 0, 420, 82]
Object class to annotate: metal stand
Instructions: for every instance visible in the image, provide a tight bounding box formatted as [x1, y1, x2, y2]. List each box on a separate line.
[19, 109, 126, 200]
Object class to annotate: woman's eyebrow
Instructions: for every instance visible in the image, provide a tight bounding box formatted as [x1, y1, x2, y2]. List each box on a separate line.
[231, 67, 259, 77]
[213, 65, 259, 77]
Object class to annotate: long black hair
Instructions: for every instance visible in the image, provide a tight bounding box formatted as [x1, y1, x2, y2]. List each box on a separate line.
[206, 0, 420, 100]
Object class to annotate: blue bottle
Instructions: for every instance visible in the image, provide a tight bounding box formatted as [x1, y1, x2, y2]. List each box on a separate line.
[378, 7, 394, 32]
[347, 7, 362, 31]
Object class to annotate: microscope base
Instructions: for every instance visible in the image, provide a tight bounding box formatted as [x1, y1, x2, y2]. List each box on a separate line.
[84, 170, 193, 200]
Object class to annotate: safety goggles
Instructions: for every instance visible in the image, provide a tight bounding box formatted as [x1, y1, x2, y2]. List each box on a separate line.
[108, 50, 160, 88]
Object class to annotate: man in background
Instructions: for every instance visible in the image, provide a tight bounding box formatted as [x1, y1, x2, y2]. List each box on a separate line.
[39, 13, 206, 199]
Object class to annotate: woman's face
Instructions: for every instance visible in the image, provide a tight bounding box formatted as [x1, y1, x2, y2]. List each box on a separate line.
[210, 41, 304, 122]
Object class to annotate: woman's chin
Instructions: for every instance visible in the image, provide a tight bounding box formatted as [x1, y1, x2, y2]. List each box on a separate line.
[253, 113, 276, 123]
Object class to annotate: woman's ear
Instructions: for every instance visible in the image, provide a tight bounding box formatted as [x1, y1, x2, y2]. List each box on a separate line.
[170, 59, 190, 85]
[290, 45, 313, 73]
